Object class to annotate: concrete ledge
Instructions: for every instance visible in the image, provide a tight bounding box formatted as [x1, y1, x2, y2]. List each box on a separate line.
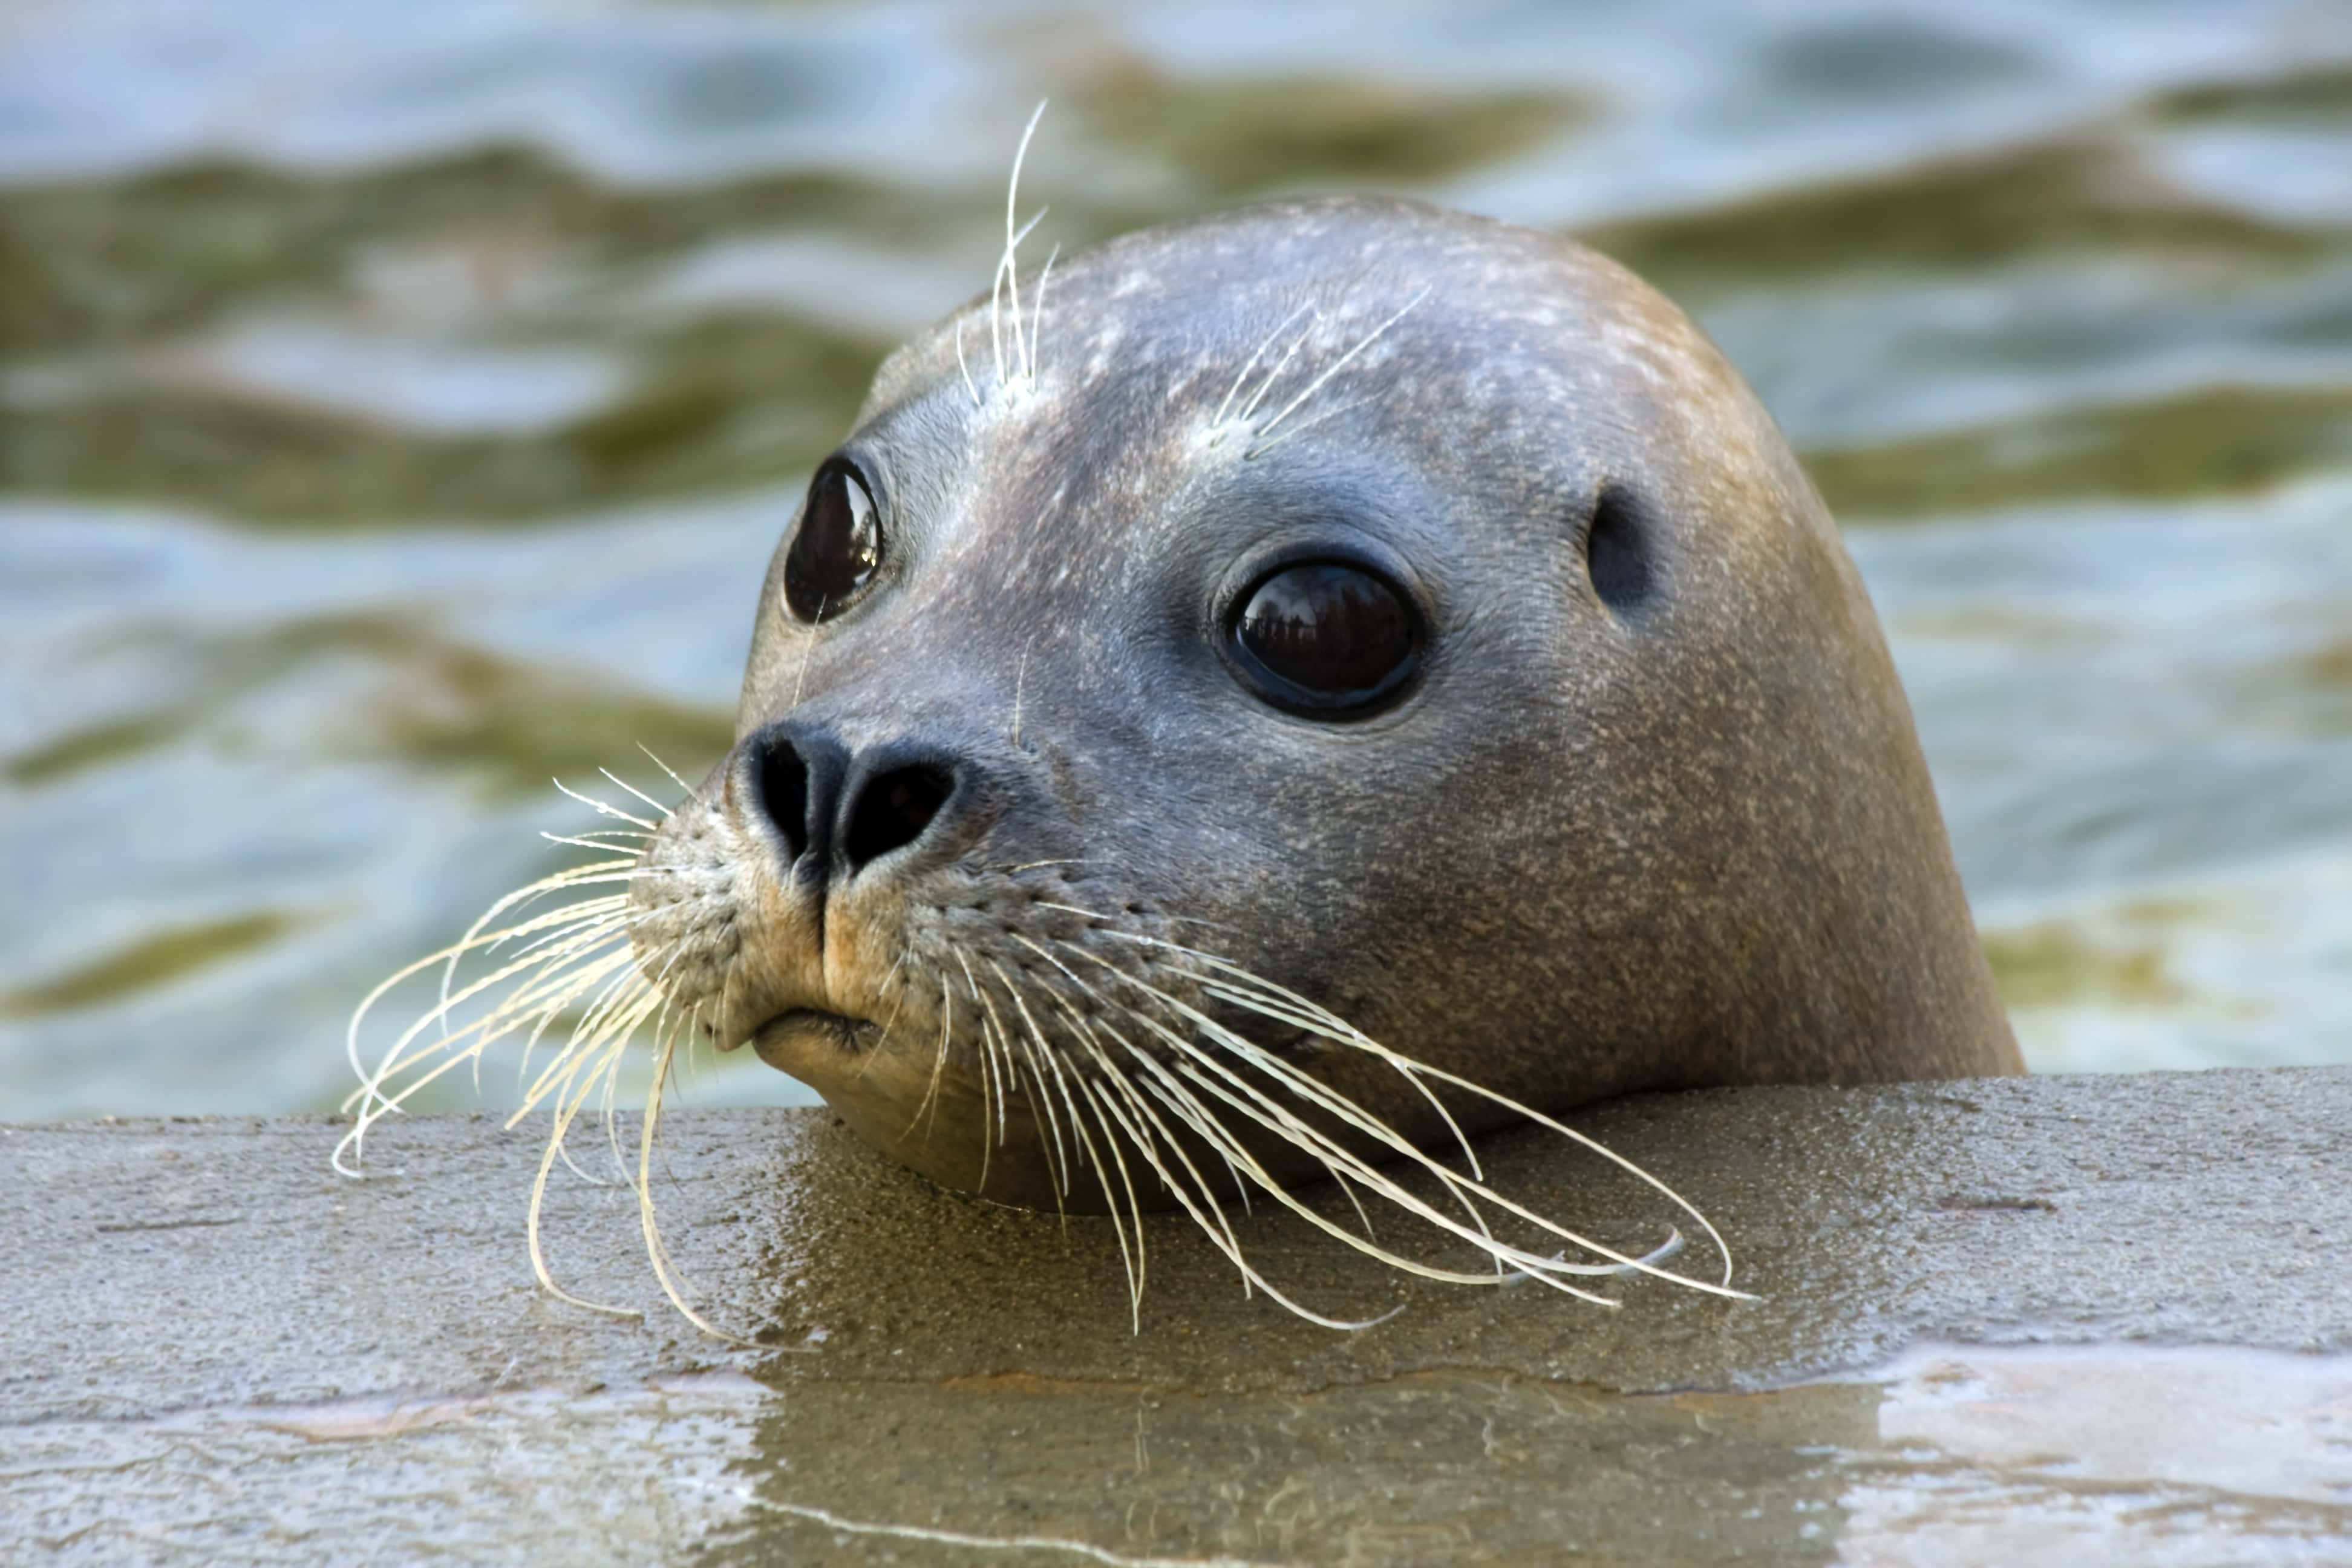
[7, 1068, 2348, 1564]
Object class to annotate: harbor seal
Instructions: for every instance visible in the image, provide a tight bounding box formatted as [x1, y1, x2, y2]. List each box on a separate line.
[343, 171, 2019, 1331]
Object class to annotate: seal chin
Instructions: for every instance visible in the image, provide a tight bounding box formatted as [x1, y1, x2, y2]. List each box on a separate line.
[748, 1007, 878, 1072]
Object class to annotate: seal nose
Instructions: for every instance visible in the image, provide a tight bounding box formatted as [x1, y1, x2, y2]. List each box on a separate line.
[745, 723, 959, 885]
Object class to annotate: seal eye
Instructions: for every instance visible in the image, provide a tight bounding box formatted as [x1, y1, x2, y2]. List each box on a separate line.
[1229, 561, 1423, 716]
[783, 459, 882, 622]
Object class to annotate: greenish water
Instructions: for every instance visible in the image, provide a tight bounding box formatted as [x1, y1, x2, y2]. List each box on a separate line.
[4, 0, 2351, 1119]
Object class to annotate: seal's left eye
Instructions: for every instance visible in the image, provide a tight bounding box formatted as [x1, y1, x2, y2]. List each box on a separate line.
[1229, 561, 1422, 717]
[784, 459, 882, 622]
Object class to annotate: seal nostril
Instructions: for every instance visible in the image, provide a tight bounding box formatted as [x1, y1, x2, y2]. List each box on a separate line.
[842, 764, 954, 875]
[756, 738, 811, 863]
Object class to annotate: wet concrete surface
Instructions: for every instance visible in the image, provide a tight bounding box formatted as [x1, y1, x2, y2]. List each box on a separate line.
[5, 1068, 2348, 1563]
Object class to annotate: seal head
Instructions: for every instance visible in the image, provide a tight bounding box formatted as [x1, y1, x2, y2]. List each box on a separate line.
[629, 195, 2021, 1214]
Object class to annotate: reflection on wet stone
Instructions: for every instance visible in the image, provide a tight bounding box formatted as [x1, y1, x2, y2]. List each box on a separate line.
[709, 1376, 1873, 1566]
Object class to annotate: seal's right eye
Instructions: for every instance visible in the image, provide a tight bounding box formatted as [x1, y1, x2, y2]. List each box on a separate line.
[1228, 560, 1423, 718]
[783, 459, 882, 622]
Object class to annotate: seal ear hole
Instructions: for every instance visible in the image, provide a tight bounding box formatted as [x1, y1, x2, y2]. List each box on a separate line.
[1586, 485, 1653, 613]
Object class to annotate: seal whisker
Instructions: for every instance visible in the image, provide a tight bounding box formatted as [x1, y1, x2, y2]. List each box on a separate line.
[1007, 936, 1420, 1322]
[1078, 1042, 1241, 1268]
[979, 948, 1150, 1315]
[1098, 1014, 1265, 1223]
[503, 957, 656, 1138]
[1155, 1039, 1593, 1292]
[500, 900, 647, 970]
[1110, 1057, 1414, 1327]
[1235, 307, 1324, 425]
[950, 950, 1006, 1188]
[595, 767, 674, 820]
[1008, 982, 1146, 1313]
[849, 951, 915, 1087]
[985, 959, 1074, 1201]
[426, 861, 638, 1062]
[517, 942, 647, 1100]
[1194, 1019, 1731, 1293]
[1062, 942, 1728, 1298]
[524, 1036, 646, 1322]
[902, 975, 956, 1143]
[993, 207, 1050, 382]
[340, 897, 635, 1152]
[1068, 1075, 1149, 1328]
[1159, 1048, 1619, 1304]
[1083, 927, 1485, 1166]
[1078, 1028, 1388, 1327]
[1007, 932, 1257, 1237]
[1088, 971, 1599, 1296]
[345, 837, 675, 1174]
[1126, 944, 1741, 1292]
[1125, 1102, 1409, 1328]
[633, 1013, 763, 1347]
[981, 964, 1073, 1214]
[634, 743, 701, 803]
[535, 970, 668, 1194]
[1213, 301, 1315, 427]
[1111, 961, 1642, 1274]
[994, 100, 1049, 385]
[554, 779, 659, 832]
[1187, 969, 1485, 1181]
[1243, 393, 1379, 460]
[540, 831, 655, 854]
[1251, 286, 1431, 443]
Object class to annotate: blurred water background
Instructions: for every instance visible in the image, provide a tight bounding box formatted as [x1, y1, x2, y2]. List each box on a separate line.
[3, 0, 2350, 1120]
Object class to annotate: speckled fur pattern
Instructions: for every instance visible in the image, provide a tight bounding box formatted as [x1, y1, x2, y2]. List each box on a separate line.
[629, 194, 2022, 1216]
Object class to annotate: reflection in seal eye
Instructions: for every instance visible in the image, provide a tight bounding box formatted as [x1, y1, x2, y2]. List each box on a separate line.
[1229, 561, 1424, 717]
[783, 457, 882, 622]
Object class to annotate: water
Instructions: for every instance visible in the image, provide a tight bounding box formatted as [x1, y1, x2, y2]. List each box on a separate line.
[4, 0, 2351, 1119]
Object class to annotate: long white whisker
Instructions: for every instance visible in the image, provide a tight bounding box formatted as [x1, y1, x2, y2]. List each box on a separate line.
[636, 744, 699, 800]
[1237, 310, 1322, 423]
[1252, 287, 1431, 441]
[1000, 100, 1048, 382]
[554, 779, 657, 831]
[1214, 301, 1315, 426]
[598, 767, 673, 818]
[1062, 940, 1745, 1298]
[1147, 939, 1737, 1289]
